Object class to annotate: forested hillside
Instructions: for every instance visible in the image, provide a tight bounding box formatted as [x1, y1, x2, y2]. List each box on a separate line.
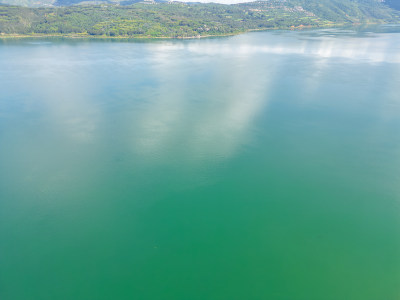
[0, 0, 399, 38]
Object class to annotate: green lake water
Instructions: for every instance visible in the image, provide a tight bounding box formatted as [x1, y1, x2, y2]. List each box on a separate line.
[1, 27, 400, 299]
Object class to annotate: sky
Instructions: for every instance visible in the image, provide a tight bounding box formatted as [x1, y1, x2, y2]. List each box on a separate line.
[175, 0, 254, 4]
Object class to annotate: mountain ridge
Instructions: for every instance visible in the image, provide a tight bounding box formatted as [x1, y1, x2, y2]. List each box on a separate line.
[1, 0, 399, 8]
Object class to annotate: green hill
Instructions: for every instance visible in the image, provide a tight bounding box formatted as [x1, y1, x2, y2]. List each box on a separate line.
[0, 0, 399, 38]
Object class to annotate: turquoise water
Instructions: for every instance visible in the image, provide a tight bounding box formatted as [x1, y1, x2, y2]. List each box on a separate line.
[1, 27, 400, 299]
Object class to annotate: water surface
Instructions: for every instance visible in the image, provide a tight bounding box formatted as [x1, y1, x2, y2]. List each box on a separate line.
[1, 28, 400, 300]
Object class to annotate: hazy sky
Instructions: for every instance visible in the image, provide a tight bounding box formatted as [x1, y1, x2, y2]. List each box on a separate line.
[177, 0, 253, 4]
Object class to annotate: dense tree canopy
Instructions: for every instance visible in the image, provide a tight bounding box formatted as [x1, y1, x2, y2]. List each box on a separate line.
[0, 0, 398, 38]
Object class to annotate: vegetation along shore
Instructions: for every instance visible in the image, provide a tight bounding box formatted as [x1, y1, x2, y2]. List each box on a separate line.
[0, 0, 399, 39]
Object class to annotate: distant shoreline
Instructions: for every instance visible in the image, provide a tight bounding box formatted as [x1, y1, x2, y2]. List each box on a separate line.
[0, 23, 370, 40]
[1, 0, 399, 40]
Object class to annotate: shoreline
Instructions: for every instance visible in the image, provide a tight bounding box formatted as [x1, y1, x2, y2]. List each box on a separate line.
[0, 22, 384, 40]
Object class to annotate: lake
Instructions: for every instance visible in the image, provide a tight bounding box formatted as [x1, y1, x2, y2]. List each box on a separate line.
[1, 27, 400, 299]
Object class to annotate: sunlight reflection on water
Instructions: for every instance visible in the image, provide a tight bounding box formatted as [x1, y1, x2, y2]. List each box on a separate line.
[0, 28, 400, 300]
